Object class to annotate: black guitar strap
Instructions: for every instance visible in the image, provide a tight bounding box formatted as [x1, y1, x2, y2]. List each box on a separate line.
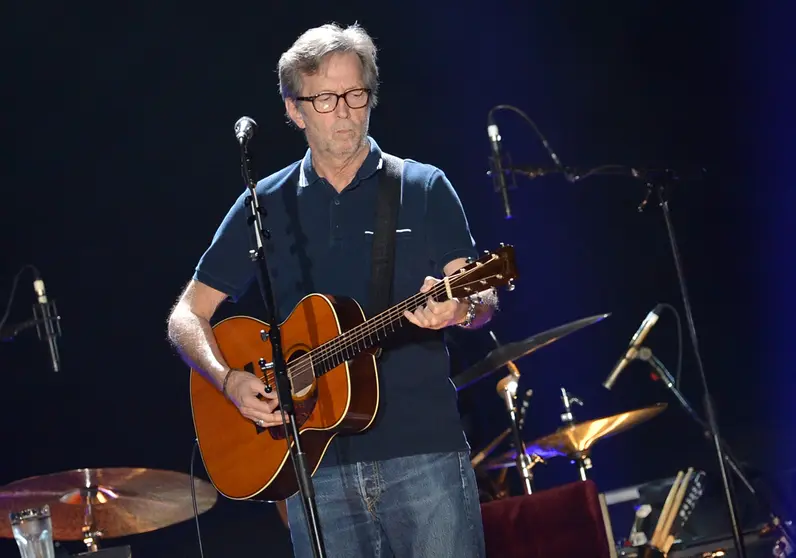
[367, 152, 404, 318]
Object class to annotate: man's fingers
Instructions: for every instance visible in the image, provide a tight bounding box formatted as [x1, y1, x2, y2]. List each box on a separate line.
[403, 310, 420, 326]
[419, 276, 436, 293]
[241, 406, 289, 426]
[242, 394, 276, 413]
[404, 309, 428, 328]
[253, 413, 287, 427]
[427, 296, 448, 315]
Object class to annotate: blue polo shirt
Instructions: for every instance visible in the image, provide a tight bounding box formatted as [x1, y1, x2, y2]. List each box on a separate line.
[193, 136, 479, 465]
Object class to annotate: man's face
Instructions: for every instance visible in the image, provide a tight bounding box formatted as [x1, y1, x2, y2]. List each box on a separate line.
[286, 52, 371, 159]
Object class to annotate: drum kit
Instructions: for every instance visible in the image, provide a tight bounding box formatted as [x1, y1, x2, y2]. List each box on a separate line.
[453, 313, 669, 500]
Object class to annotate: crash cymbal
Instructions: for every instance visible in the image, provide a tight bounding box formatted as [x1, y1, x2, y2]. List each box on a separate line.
[484, 403, 667, 469]
[453, 314, 610, 391]
[0, 467, 217, 540]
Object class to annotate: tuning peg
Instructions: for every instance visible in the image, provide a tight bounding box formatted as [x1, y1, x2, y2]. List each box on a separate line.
[506, 279, 516, 291]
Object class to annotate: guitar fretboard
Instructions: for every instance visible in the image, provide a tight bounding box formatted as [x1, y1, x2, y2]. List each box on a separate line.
[292, 278, 459, 378]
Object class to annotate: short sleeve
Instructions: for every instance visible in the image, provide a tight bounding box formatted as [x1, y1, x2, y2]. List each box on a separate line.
[426, 169, 479, 276]
[193, 192, 256, 302]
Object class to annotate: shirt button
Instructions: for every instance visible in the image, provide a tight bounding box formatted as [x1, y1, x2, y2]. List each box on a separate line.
[334, 198, 340, 205]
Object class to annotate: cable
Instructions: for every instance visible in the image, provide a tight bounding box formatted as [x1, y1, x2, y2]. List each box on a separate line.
[486, 105, 703, 189]
[658, 303, 684, 389]
[488, 104, 572, 181]
[191, 438, 206, 558]
[0, 264, 41, 334]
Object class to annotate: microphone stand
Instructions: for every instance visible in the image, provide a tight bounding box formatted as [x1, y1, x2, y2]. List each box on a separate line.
[504, 161, 748, 554]
[238, 137, 327, 558]
[633, 347, 795, 552]
[640, 176, 747, 557]
[480, 102, 783, 550]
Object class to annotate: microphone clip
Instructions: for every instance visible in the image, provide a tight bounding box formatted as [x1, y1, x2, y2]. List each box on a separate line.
[32, 299, 62, 343]
[487, 151, 517, 194]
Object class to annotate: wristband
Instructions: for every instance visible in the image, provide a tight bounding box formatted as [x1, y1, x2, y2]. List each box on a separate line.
[458, 298, 478, 328]
[221, 369, 234, 396]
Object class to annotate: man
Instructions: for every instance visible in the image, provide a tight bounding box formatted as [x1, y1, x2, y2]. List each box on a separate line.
[167, 22, 498, 558]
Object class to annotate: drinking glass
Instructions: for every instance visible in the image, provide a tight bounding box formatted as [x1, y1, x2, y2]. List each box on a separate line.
[9, 505, 55, 558]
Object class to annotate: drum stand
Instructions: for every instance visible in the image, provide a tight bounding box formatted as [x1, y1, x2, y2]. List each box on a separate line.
[60, 486, 106, 552]
[497, 362, 535, 494]
[559, 387, 592, 481]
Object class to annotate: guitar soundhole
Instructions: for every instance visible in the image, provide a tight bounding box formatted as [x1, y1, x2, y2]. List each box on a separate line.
[260, 349, 318, 440]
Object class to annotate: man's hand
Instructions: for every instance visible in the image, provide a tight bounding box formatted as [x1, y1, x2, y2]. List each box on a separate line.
[224, 370, 288, 428]
[403, 276, 468, 330]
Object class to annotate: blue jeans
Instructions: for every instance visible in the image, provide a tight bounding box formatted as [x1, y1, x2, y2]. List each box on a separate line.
[286, 451, 485, 558]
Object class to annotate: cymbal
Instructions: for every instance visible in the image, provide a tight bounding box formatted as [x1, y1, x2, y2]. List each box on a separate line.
[453, 314, 610, 391]
[483, 403, 667, 469]
[0, 467, 217, 540]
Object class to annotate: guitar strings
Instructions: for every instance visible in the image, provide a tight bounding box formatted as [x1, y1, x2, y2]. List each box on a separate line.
[259, 275, 490, 389]
[258, 270, 487, 387]
[255, 268, 496, 387]
[279, 264, 482, 373]
[265, 265, 485, 381]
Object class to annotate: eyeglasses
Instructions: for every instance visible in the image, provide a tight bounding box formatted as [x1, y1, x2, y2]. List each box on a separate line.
[295, 88, 371, 114]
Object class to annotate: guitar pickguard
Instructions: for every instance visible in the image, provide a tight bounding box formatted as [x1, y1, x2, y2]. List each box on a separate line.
[241, 351, 319, 440]
[266, 393, 318, 440]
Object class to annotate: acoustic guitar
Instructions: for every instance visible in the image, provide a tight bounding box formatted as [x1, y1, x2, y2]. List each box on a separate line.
[190, 244, 518, 502]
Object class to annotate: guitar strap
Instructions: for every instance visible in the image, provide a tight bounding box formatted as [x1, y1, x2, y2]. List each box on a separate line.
[367, 152, 404, 318]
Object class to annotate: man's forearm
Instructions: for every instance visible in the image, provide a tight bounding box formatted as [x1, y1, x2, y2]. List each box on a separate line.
[167, 306, 231, 391]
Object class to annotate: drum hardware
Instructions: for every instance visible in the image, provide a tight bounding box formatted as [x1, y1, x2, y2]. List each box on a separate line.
[558, 387, 592, 480]
[497, 361, 536, 494]
[0, 467, 217, 552]
[471, 428, 512, 469]
[559, 387, 582, 426]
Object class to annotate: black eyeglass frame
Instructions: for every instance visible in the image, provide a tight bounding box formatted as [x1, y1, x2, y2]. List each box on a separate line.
[294, 88, 372, 113]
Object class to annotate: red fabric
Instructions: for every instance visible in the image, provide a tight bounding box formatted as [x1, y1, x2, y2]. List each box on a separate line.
[480, 480, 612, 558]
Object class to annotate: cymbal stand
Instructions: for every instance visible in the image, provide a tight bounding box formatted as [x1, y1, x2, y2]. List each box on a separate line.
[560, 387, 590, 481]
[497, 362, 535, 494]
[59, 470, 107, 551]
[80, 492, 101, 552]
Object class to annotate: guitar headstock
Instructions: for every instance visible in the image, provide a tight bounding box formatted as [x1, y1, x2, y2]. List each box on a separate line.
[448, 243, 518, 298]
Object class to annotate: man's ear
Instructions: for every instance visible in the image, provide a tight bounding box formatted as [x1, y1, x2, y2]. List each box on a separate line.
[285, 98, 306, 129]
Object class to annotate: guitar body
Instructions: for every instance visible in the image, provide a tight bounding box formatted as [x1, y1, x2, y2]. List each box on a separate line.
[190, 293, 379, 502]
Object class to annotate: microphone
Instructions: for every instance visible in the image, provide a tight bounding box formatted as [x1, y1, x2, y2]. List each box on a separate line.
[603, 304, 663, 390]
[32, 276, 62, 372]
[487, 121, 511, 219]
[234, 116, 257, 145]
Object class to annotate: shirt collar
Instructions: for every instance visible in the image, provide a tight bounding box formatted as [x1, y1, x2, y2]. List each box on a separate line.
[298, 135, 383, 188]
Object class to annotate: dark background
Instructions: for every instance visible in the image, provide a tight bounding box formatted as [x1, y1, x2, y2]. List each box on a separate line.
[2, 0, 794, 556]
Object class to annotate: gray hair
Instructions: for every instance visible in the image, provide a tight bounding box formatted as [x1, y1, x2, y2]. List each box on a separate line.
[277, 23, 380, 107]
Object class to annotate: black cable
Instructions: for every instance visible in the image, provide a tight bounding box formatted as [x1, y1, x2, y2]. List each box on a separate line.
[488, 104, 572, 181]
[0, 264, 41, 333]
[486, 104, 694, 187]
[191, 438, 206, 558]
[658, 302, 684, 389]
